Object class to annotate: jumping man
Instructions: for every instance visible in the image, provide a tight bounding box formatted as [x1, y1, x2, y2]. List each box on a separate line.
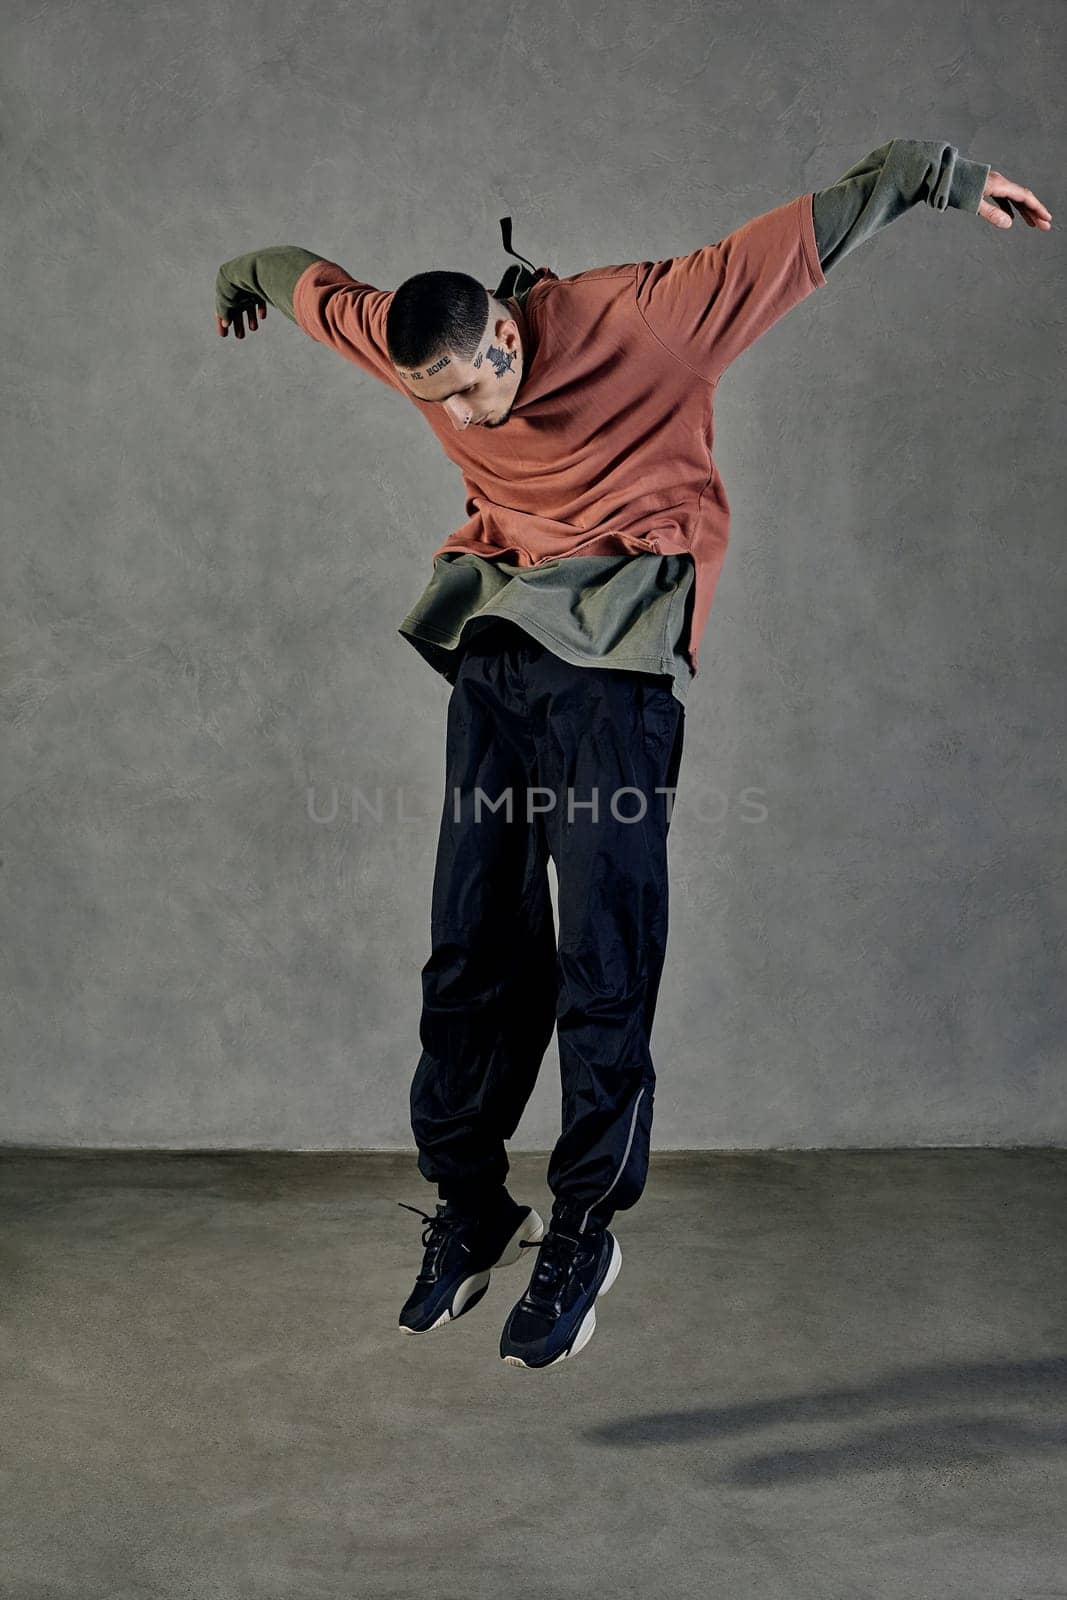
[215, 139, 1050, 1369]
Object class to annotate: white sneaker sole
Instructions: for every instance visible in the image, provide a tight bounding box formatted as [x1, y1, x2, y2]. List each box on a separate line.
[399, 1206, 545, 1334]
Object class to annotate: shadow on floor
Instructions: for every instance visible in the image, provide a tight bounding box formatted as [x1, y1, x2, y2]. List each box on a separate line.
[589, 1355, 1067, 1483]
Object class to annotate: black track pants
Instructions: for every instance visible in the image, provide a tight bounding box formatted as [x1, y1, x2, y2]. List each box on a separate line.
[409, 619, 685, 1232]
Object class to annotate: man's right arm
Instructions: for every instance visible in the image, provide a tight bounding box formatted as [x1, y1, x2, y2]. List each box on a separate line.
[215, 246, 404, 391]
[215, 245, 326, 329]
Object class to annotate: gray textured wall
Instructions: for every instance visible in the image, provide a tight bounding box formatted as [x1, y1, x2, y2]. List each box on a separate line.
[2, 0, 1063, 1149]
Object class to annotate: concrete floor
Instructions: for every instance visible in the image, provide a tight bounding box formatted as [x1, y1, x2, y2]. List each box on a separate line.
[1, 1149, 1064, 1600]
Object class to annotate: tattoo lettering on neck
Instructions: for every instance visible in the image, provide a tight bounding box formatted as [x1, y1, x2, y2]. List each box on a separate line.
[487, 343, 515, 379]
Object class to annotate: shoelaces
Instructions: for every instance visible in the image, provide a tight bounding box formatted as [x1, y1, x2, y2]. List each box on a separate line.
[398, 1200, 599, 1300]
[518, 1227, 589, 1302]
[397, 1200, 474, 1268]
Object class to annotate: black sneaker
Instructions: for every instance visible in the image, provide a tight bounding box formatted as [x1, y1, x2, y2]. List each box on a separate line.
[499, 1217, 622, 1369]
[397, 1195, 545, 1335]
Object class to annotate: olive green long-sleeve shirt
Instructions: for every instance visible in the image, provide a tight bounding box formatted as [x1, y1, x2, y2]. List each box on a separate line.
[216, 138, 989, 702]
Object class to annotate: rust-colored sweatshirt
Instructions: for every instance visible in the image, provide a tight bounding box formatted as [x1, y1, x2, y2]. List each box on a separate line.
[216, 138, 990, 697]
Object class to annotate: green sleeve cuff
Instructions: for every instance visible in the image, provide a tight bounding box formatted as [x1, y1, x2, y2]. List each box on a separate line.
[949, 155, 991, 214]
[215, 246, 325, 325]
[813, 140, 993, 273]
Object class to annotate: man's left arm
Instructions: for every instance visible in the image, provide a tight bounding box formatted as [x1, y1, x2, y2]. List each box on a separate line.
[813, 138, 1051, 272]
[634, 142, 1051, 387]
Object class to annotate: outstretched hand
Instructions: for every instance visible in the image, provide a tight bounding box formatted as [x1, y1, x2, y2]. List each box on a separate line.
[977, 169, 1052, 231]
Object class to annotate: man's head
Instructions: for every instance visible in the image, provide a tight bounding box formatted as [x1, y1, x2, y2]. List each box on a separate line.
[386, 270, 524, 431]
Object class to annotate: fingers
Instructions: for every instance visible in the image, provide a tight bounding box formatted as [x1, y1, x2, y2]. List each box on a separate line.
[982, 171, 1053, 230]
[999, 178, 1051, 218]
[1023, 197, 1053, 229]
[216, 300, 268, 338]
[979, 194, 1053, 231]
[979, 196, 1016, 229]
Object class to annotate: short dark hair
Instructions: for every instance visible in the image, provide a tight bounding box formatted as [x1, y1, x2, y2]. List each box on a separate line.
[386, 270, 490, 370]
